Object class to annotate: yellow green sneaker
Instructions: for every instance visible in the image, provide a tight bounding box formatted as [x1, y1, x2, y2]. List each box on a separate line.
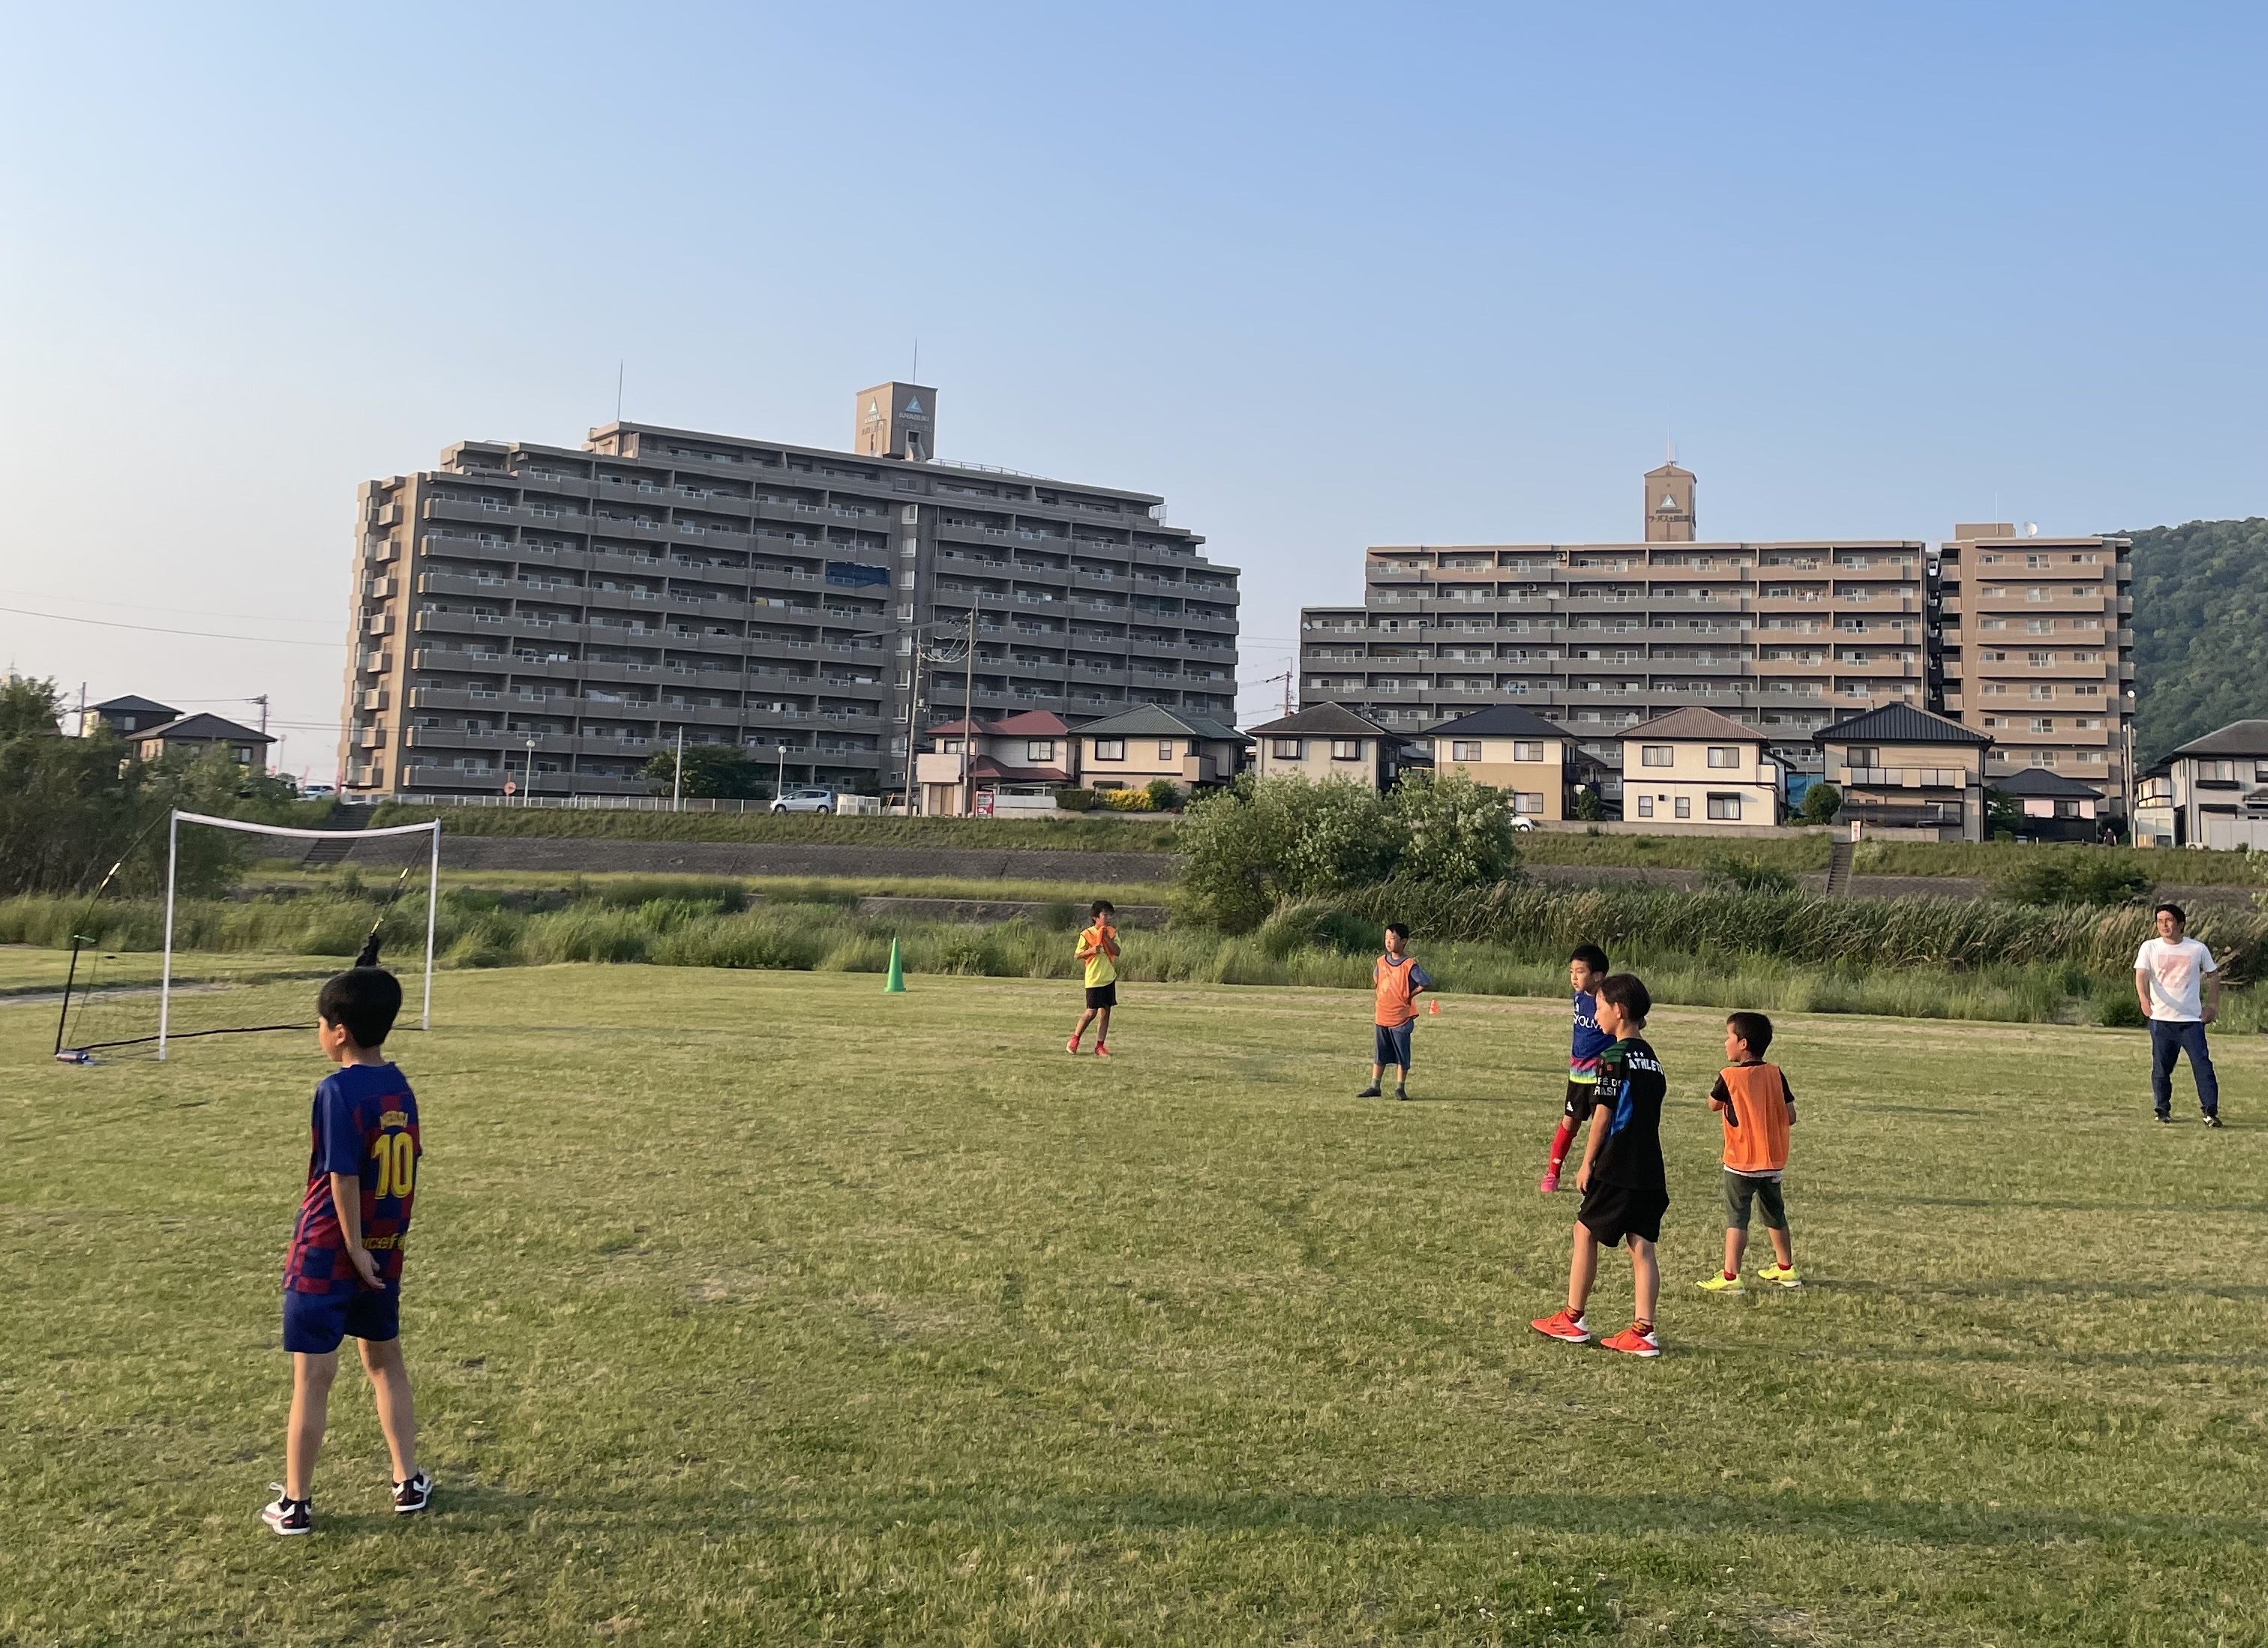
[1696, 1271, 1744, 1293]
[1755, 1263, 1803, 1288]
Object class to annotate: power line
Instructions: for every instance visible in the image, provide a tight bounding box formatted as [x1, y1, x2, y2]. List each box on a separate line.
[0, 588, 334, 627]
[0, 604, 339, 647]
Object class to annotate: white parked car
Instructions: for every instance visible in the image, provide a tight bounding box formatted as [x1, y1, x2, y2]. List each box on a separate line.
[1508, 814, 1538, 832]
[771, 784, 838, 814]
[299, 782, 338, 799]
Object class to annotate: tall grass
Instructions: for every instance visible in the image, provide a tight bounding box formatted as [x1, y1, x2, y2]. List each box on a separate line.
[6, 888, 2261, 1030]
[368, 804, 1180, 853]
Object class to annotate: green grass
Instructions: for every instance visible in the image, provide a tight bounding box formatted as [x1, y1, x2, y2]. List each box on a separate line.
[3, 968, 2264, 1645]
[0, 945, 338, 996]
[369, 804, 1183, 853]
[256, 867, 1174, 908]
[1522, 832, 2268, 887]
[1522, 834, 1833, 873]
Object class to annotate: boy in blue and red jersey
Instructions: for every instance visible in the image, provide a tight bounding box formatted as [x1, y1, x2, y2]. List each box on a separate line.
[262, 966, 431, 1536]
[1358, 922, 1433, 1101]
[1540, 944, 1612, 1193]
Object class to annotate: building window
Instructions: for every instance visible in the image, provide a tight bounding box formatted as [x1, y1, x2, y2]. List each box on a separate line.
[1636, 796, 1654, 819]
[1674, 796, 1692, 819]
[1846, 746, 1880, 769]
[1158, 740, 1176, 762]
[1514, 791, 1544, 815]
[1027, 740, 1054, 763]
[1706, 793, 1743, 821]
[1512, 740, 1544, 763]
[1094, 739, 1125, 761]
[1271, 738, 1305, 760]
[1641, 745, 1674, 767]
[1706, 746, 1742, 769]
[1451, 739, 1483, 763]
[1330, 739, 1362, 760]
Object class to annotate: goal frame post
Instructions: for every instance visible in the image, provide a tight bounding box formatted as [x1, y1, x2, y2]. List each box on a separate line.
[158, 811, 441, 1061]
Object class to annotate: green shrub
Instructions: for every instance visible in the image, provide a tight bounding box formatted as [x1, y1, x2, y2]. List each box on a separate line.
[1054, 788, 1098, 812]
[1797, 781, 1842, 825]
[2093, 987, 2149, 1028]
[1144, 778, 1182, 811]
[1994, 854, 2154, 908]
[1701, 854, 1800, 895]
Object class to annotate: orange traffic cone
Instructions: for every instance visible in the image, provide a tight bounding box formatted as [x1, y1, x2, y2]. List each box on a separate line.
[1429, 998, 1440, 1015]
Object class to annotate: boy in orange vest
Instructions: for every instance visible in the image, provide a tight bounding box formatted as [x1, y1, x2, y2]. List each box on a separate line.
[1697, 1011, 1802, 1291]
[1357, 922, 1432, 1101]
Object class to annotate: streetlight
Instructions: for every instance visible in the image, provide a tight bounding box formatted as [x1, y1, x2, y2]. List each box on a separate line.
[524, 736, 538, 806]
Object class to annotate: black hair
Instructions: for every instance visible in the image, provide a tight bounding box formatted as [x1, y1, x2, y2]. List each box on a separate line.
[1384, 921, 1410, 943]
[2154, 902, 2187, 927]
[1090, 899, 1115, 918]
[318, 967, 401, 1050]
[1597, 972, 1651, 1029]
[1569, 943, 1610, 975]
[1726, 1011, 1774, 1057]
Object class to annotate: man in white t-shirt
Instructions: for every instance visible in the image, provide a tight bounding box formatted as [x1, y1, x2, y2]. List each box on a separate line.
[2133, 902, 2222, 1128]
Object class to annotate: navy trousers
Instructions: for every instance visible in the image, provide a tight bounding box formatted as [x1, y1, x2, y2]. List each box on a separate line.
[2149, 1018, 2220, 1117]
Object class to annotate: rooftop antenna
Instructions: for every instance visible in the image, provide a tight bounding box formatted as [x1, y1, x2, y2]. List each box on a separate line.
[616, 360, 624, 424]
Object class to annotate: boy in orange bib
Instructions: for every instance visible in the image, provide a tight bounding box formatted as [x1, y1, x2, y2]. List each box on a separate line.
[1696, 1011, 1802, 1292]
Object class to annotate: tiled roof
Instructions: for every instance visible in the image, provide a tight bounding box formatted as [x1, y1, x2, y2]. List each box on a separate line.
[1245, 701, 1393, 739]
[1812, 703, 1990, 747]
[1620, 705, 1760, 742]
[91, 694, 181, 717]
[1076, 704, 1251, 743]
[2172, 719, 2268, 758]
[140, 713, 273, 745]
[1422, 703, 1570, 740]
[1991, 767, 2106, 797]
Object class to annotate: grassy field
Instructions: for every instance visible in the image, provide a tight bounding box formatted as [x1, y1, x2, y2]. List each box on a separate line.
[368, 805, 1182, 853]
[248, 868, 1175, 909]
[4, 967, 2264, 1646]
[0, 945, 339, 997]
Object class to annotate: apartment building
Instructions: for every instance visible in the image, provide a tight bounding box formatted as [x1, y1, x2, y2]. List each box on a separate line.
[1933, 525, 2133, 808]
[340, 385, 1237, 799]
[1298, 465, 1926, 799]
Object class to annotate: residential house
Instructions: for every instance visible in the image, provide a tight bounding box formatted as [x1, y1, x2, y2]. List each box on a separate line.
[1618, 706, 1780, 827]
[1246, 702, 1399, 789]
[83, 695, 181, 737]
[1991, 766, 2114, 843]
[2133, 761, 2176, 848]
[1424, 703, 1575, 820]
[2162, 720, 2268, 849]
[136, 713, 275, 769]
[912, 709, 1080, 816]
[1072, 705, 1250, 795]
[1813, 703, 1990, 842]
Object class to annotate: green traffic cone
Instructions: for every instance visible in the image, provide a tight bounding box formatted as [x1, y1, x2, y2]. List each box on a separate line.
[884, 937, 906, 993]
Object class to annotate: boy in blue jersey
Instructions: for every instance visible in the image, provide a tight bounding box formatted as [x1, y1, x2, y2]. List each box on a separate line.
[1539, 944, 1612, 1193]
[262, 966, 431, 1536]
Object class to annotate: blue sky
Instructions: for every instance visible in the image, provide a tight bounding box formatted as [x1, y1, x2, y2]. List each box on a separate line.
[2, 1, 2260, 772]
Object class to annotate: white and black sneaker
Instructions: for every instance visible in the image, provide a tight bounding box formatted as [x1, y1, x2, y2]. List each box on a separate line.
[261, 1485, 313, 1536]
[392, 1470, 434, 1515]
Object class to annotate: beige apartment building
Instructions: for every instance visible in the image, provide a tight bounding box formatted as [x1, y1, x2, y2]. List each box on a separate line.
[1299, 464, 1926, 802]
[340, 385, 1238, 800]
[1934, 525, 2133, 806]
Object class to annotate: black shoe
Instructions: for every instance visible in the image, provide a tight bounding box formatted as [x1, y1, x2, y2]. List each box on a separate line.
[261, 1485, 313, 1536]
[2204, 1113, 2225, 1130]
[392, 1470, 434, 1514]
[1394, 1087, 1410, 1101]
[2155, 1113, 2174, 1125]
[1357, 1085, 1382, 1098]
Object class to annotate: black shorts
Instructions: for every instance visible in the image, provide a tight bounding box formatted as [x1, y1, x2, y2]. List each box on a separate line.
[1562, 1080, 1603, 1123]
[1084, 982, 1118, 1009]
[1373, 1021, 1414, 1070]
[1577, 1180, 1667, 1248]
[1723, 1170, 1788, 1231]
[283, 1283, 400, 1354]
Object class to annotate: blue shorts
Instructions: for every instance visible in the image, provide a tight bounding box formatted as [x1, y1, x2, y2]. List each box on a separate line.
[283, 1284, 400, 1354]
[1374, 1020, 1414, 1070]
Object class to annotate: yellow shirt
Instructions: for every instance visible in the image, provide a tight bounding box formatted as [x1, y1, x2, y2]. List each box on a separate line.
[1077, 921, 1120, 988]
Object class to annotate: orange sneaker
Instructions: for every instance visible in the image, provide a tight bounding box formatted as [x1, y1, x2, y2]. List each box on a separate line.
[1600, 1323, 1660, 1358]
[1528, 1308, 1592, 1344]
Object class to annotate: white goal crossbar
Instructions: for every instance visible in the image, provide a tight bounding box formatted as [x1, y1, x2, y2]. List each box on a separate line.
[159, 811, 441, 1060]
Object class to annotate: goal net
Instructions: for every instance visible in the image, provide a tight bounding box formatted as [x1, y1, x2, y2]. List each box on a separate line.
[53, 811, 440, 1063]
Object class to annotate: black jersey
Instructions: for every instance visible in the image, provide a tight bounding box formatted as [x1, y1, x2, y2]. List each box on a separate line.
[1592, 1036, 1667, 1195]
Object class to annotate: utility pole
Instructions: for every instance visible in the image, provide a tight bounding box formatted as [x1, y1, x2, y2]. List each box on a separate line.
[524, 736, 538, 805]
[671, 725, 685, 812]
[907, 634, 926, 816]
[76, 682, 86, 738]
[776, 739, 787, 802]
[962, 604, 976, 819]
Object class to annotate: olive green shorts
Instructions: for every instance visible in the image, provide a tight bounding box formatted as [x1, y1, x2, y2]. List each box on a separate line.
[1723, 1169, 1788, 1231]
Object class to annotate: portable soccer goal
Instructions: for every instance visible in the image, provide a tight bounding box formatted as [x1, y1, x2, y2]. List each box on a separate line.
[52, 810, 441, 1062]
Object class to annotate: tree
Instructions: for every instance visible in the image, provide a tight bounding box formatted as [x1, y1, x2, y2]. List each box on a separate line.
[1390, 771, 1516, 888]
[642, 745, 766, 799]
[0, 674, 63, 739]
[1797, 781, 1841, 825]
[2122, 517, 2268, 763]
[1178, 775, 1401, 933]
